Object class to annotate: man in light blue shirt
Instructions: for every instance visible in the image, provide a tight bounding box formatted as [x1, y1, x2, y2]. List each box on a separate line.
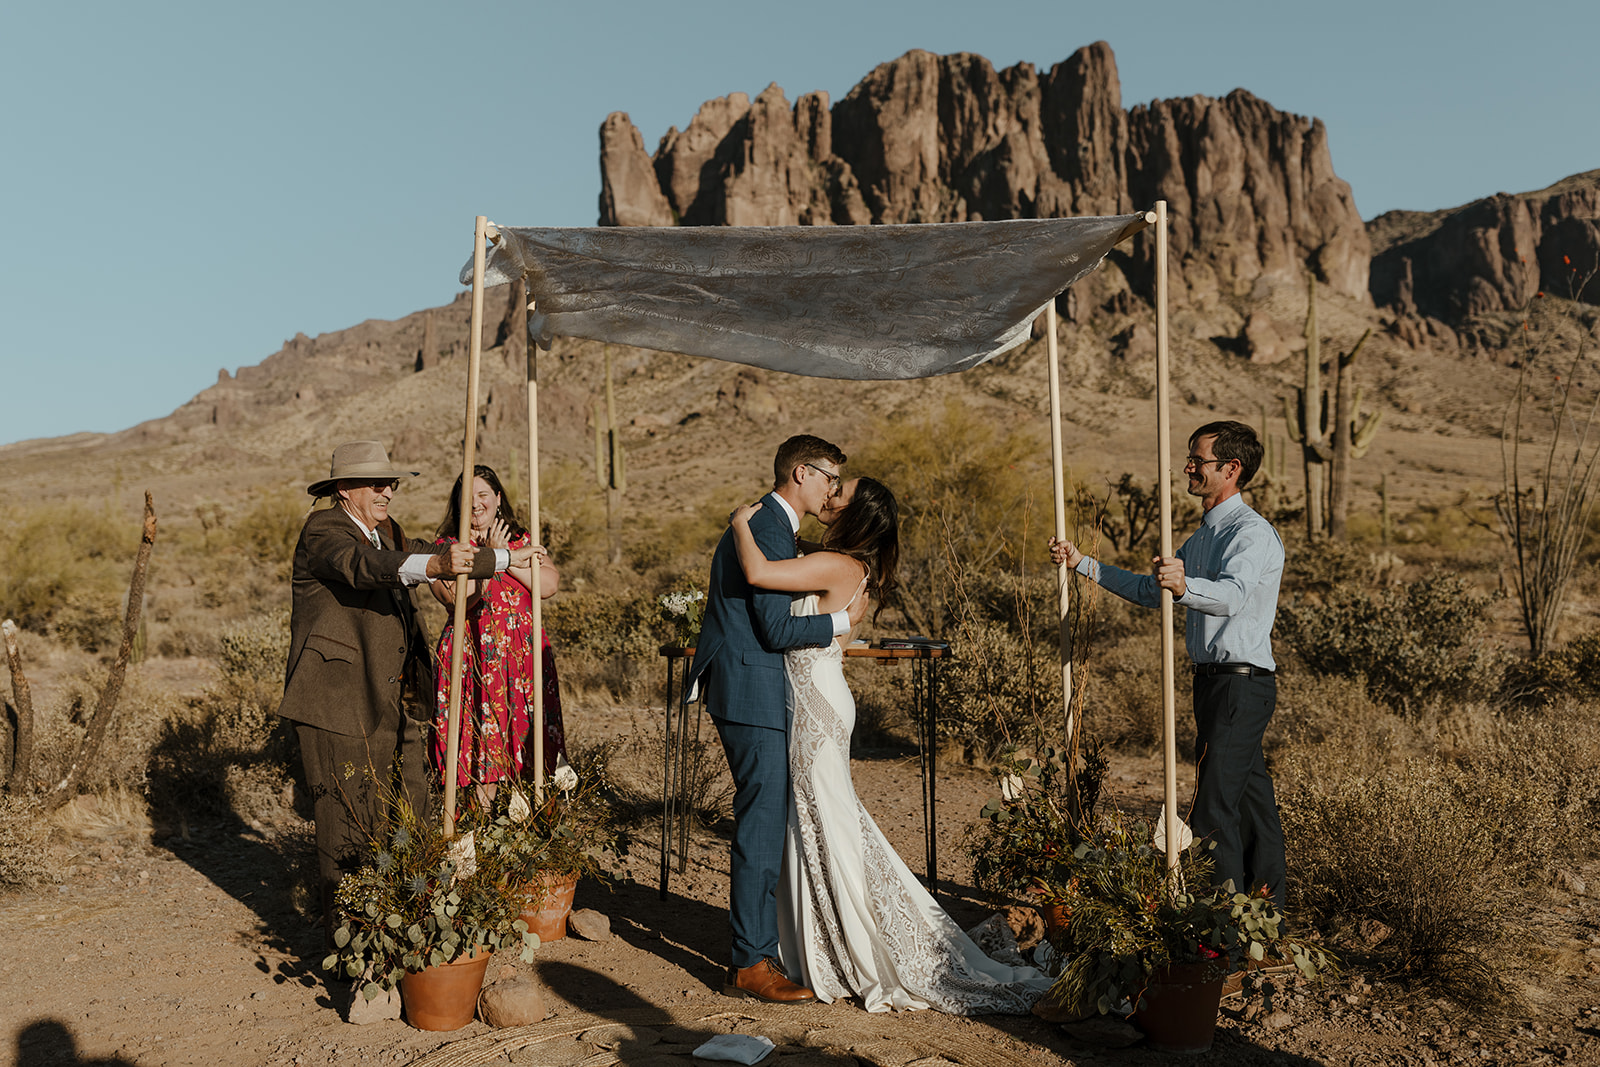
[1050, 421, 1286, 907]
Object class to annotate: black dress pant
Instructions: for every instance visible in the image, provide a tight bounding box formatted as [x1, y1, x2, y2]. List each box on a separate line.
[1191, 672, 1287, 906]
[296, 708, 429, 946]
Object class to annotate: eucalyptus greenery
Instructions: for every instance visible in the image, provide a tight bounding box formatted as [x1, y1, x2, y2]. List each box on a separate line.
[473, 744, 629, 887]
[322, 795, 536, 1002]
[968, 743, 1108, 894]
[1042, 817, 1331, 1017]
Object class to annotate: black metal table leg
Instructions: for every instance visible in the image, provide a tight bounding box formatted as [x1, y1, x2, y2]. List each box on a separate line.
[659, 655, 675, 900]
[926, 656, 939, 899]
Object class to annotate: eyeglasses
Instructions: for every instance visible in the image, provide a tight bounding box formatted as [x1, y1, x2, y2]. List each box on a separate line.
[805, 463, 841, 490]
[354, 479, 401, 492]
[1183, 457, 1231, 472]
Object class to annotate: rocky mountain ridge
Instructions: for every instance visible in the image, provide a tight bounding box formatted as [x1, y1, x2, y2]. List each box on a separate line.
[601, 43, 1371, 316]
[5, 46, 1595, 540]
[601, 44, 1598, 364]
[1368, 169, 1600, 346]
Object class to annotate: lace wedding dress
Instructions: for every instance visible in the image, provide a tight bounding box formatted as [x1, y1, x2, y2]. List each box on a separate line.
[775, 594, 1054, 1014]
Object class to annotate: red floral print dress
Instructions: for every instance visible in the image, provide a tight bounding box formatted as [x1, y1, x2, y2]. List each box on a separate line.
[432, 531, 567, 788]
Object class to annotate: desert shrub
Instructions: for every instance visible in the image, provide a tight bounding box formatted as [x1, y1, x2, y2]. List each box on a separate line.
[52, 591, 125, 653]
[0, 794, 54, 890]
[1281, 754, 1509, 1008]
[25, 672, 180, 798]
[151, 605, 227, 660]
[1270, 671, 1399, 756]
[218, 608, 291, 691]
[543, 590, 664, 700]
[1393, 497, 1499, 552]
[591, 710, 732, 828]
[137, 611, 296, 824]
[936, 621, 1061, 760]
[1280, 537, 1386, 595]
[848, 662, 917, 749]
[226, 491, 307, 568]
[1073, 631, 1190, 752]
[850, 398, 1050, 635]
[1501, 628, 1600, 705]
[0, 502, 136, 640]
[1276, 568, 1505, 710]
[1450, 700, 1600, 878]
[145, 684, 295, 826]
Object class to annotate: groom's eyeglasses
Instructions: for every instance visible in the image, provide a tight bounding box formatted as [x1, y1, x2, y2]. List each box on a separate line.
[805, 463, 841, 491]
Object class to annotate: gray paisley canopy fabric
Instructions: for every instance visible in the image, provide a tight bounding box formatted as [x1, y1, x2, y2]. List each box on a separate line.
[460, 215, 1149, 380]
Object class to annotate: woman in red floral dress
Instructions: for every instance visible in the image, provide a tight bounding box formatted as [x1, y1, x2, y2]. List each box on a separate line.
[429, 464, 566, 795]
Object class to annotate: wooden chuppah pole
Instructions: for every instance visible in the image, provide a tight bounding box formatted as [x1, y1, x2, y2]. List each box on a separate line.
[525, 300, 546, 803]
[1044, 302, 1074, 757]
[1154, 201, 1181, 889]
[443, 214, 490, 837]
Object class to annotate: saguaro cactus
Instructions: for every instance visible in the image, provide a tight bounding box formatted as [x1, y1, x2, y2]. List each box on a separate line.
[1250, 404, 1290, 518]
[1328, 327, 1380, 540]
[1283, 278, 1381, 540]
[594, 346, 627, 564]
[1284, 277, 1333, 540]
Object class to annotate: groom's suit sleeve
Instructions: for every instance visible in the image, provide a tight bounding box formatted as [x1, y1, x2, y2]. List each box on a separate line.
[748, 507, 832, 652]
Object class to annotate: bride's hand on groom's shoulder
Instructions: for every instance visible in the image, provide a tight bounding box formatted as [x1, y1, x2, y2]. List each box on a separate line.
[730, 502, 763, 526]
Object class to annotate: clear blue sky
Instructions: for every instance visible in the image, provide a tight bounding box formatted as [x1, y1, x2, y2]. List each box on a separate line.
[2, 0, 1593, 445]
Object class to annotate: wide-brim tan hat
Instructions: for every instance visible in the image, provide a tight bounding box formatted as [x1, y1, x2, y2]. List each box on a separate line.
[307, 440, 421, 497]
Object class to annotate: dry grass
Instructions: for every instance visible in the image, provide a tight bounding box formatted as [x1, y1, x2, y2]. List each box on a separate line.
[1279, 751, 1512, 1009]
[0, 794, 57, 889]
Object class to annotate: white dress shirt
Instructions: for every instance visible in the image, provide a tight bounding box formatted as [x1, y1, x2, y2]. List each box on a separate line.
[342, 509, 508, 585]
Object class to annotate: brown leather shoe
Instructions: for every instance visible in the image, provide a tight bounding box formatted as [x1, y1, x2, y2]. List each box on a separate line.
[1220, 970, 1244, 1000]
[723, 958, 816, 1003]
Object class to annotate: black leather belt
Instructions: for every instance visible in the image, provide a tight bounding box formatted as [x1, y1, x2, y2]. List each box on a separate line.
[1192, 663, 1274, 677]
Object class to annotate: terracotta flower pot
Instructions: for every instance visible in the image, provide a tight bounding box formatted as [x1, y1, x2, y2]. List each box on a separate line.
[399, 946, 492, 1031]
[518, 870, 579, 942]
[1038, 901, 1072, 938]
[1134, 959, 1227, 1054]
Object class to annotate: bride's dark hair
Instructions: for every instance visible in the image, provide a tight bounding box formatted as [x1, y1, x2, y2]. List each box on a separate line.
[822, 477, 899, 621]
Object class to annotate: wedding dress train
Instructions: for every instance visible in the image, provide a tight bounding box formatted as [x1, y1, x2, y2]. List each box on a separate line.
[776, 595, 1053, 1014]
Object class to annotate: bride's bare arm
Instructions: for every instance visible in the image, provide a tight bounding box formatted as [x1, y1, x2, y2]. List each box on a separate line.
[732, 503, 855, 595]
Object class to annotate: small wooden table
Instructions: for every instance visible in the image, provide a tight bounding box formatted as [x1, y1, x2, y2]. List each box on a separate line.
[656, 643, 952, 901]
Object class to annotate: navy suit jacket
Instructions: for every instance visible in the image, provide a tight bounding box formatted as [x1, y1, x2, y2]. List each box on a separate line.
[686, 493, 832, 729]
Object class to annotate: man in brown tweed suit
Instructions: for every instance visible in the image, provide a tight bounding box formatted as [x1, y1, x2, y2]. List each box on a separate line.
[278, 441, 537, 942]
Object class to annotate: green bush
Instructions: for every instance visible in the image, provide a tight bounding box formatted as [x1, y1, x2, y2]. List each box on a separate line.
[1276, 568, 1505, 710]
[227, 491, 308, 568]
[851, 398, 1050, 635]
[543, 589, 665, 700]
[145, 685, 295, 826]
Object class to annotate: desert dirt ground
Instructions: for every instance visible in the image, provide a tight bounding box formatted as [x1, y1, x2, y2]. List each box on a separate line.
[3, 679, 1599, 1067]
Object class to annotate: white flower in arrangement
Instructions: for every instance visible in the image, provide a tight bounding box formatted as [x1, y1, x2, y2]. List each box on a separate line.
[659, 590, 706, 618]
[444, 829, 477, 885]
[507, 788, 532, 823]
[552, 763, 579, 792]
[1000, 774, 1027, 802]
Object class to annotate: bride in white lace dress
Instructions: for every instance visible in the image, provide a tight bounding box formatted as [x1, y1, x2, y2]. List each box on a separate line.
[730, 478, 1052, 1015]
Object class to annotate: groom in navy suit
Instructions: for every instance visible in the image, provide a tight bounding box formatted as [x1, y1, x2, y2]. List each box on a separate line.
[688, 435, 866, 1003]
